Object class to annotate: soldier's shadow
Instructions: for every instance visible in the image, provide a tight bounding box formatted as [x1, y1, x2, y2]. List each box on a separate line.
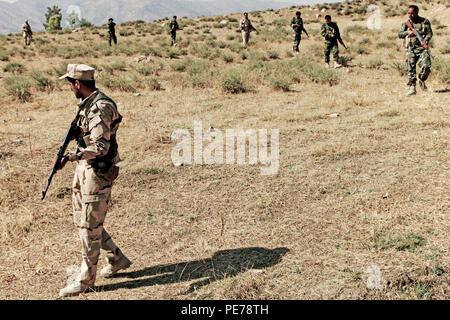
[96, 247, 289, 293]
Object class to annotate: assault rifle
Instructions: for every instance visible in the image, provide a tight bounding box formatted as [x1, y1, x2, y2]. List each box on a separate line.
[41, 108, 81, 200]
[405, 20, 433, 58]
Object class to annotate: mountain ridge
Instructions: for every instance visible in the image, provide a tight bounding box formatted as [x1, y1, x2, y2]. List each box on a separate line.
[0, 0, 322, 34]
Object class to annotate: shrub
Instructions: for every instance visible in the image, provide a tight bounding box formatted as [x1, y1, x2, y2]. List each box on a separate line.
[170, 58, 191, 72]
[136, 65, 159, 76]
[366, 58, 384, 69]
[270, 76, 290, 91]
[4, 76, 32, 101]
[30, 70, 54, 91]
[222, 52, 234, 63]
[432, 57, 450, 84]
[98, 74, 136, 92]
[3, 62, 25, 74]
[147, 77, 162, 90]
[220, 70, 246, 94]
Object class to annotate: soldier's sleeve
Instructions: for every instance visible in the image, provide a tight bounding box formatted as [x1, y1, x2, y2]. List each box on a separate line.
[424, 19, 433, 42]
[398, 23, 408, 39]
[78, 100, 115, 160]
[320, 24, 326, 37]
[335, 24, 341, 39]
[290, 18, 295, 28]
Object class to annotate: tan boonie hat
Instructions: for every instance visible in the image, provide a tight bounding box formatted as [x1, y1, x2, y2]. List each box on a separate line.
[59, 64, 95, 81]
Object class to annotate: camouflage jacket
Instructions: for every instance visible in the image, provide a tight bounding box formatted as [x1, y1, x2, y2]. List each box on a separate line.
[291, 17, 305, 34]
[73, 90, 122, 164]
[398, 16, 433, 51]
[321, 22, 341, 43]
[240, 19, 256, 33]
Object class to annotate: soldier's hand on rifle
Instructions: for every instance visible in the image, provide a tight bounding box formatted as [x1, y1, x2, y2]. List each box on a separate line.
[54, 154, 70, 171]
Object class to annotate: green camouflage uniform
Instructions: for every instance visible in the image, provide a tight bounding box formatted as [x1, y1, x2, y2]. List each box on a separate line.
[169, 20, 179, 46]
[291, 17, 306, 53]
[70, 90, 123, 288]
[398, 16, 433, 85]
[321, 22, 341, 63]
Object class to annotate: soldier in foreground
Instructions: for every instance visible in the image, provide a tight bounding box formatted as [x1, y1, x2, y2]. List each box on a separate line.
[240, 12, 258, 48]
[56, 64, 131, 297]
[108, 18, 117, 46]
[169, 16, 179, 46]
[21, 20, 33, 46]
[320, 15, 346, 69]
[291, 11, 309, 55]
[398, 5, 433, 96]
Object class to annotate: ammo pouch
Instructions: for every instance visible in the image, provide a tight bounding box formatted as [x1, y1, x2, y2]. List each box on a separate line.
[89, 134, 119, 174]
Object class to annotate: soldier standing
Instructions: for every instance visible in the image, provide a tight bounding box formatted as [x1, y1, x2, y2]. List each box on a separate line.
[169, 16, 179, 46]
[321, 15, 346, 68]
[108, 18, 117, 46]
[398, 5, 433, 96]
[22, 20, 33, 46]
[291, 11, 309, 54]
[57, 64, 131, 297]
[240, 12, 257, 48]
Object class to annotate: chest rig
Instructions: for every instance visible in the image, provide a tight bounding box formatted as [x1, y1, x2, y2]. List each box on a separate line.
[76, 92, 122, 173]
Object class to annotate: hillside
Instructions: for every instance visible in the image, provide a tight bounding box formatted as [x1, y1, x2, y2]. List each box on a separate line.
[0, 0, 449, 300]
[0, 0, 321, 34]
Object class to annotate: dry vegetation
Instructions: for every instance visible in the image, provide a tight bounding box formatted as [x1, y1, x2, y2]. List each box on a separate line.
[0, 0, 449, 300]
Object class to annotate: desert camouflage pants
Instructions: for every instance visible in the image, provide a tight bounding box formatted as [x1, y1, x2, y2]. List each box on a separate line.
[242, 31, 250, 47]
[293, 33, 301, 52]
[71, 161, 120, 287]
[406, 48, 431, 85]
[324, 41, 339, 63]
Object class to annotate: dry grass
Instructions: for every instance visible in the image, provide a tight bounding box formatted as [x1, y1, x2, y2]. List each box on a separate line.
[0, 0, 449, 300]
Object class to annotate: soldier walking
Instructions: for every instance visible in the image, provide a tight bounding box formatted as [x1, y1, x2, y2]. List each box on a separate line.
[398, 5, 433, 96]
[56, 64, 131, 297]
[169, 16, 179, 46]
[240, 12, 257, 48]
[22, 20, 33, 46]
[291, 11, 309, 55]
[108, 18, 117, 46]
[321, 15, 346, 69]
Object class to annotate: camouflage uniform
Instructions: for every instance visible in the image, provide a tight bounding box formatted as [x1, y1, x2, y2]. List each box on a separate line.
[70, 90, 124, 289]
[58, 64, 130, 297]
[321, 22, 341, 64]
[291, 17, 307, 53]
[22, 21, 32, 46]
[169, 20, 179, 46]
[240, 18, 256, 48]
[398, 17, 433, 86]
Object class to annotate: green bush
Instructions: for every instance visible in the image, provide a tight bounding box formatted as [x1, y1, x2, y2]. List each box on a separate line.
[147, 77, 162, 90]
[3, 62, 24, 74]
[432, 57, 450, 84]
[366, 58, 384, 69]
[222, 52, 234, 63]
[220, 70, 246, 94]
[4, 76, 32, 101]
[187, 60, 215, 88]
[270, 76, 290, 91]
[98, 74, 136, 92]
[136, 65, 159, 76]
[30, 70, 54, 91]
